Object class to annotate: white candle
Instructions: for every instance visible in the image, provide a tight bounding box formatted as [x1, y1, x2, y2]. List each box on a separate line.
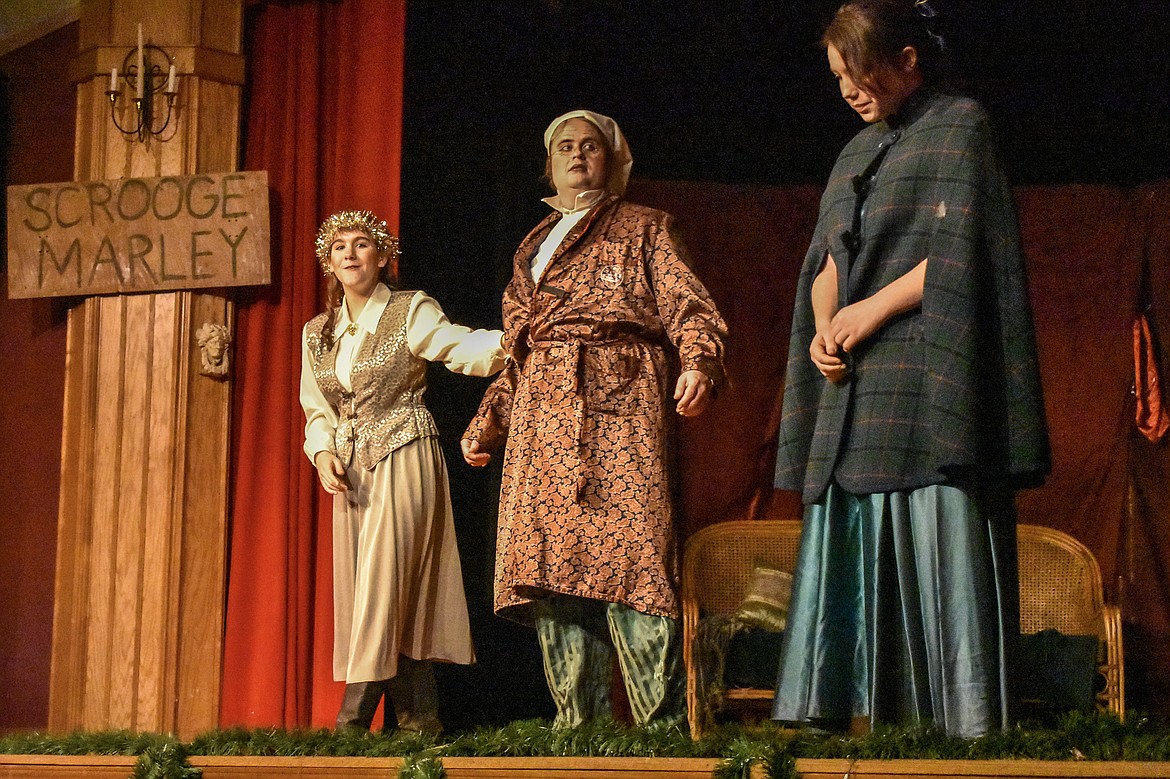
[109, 67, 118, 92]
[136, 24, 144, 99]
[166, 63, 176, 93]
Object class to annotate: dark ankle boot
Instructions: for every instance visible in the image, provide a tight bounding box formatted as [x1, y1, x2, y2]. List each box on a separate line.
[336, 681, 386, 730]
[380, 694, 398, 733]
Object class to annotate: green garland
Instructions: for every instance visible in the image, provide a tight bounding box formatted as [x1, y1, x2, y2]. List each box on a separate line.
[3, 712, 1170, 779]
[0, 731, 199, 779]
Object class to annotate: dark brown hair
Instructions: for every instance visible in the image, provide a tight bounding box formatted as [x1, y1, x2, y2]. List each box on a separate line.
[823, 0, 944, 90]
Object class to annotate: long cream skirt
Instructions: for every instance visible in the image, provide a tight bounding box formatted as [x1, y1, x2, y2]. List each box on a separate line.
[332, 435, 474, 682]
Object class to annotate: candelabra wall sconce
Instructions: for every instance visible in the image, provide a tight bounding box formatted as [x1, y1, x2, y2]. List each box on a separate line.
[107, 24, 179, 143]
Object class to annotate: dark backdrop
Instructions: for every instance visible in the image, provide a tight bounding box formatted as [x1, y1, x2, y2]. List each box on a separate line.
[396, 1, 1170, 729]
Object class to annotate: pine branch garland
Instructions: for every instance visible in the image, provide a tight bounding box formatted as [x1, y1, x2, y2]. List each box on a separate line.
[2, 711, 1170, 779]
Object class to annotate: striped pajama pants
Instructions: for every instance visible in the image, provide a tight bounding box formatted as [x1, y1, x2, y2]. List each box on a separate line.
[534, 595, 684, 727]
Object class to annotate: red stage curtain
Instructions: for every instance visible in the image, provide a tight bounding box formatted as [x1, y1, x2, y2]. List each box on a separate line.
[220, 0, 405, 729]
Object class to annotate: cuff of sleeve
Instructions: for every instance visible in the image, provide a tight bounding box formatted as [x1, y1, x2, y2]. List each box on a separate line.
[306, 445, 333, 464]
[464, 409, 507, 453]
[685, 355, 725, 392]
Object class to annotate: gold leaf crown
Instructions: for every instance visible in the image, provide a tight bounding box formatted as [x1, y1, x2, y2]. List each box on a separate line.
[314, 210, 400, 271]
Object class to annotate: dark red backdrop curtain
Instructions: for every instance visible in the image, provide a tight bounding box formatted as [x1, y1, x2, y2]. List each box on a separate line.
[221, 0, 406, 728]
[1128, 183, 1170, 709]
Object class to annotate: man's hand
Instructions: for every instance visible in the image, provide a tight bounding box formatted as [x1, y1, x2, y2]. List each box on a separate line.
[674, 369, 714, 417]
[461, 438, 491, 467]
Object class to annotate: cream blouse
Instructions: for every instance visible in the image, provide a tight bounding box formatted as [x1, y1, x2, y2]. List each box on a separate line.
[300, 284, 505, 462]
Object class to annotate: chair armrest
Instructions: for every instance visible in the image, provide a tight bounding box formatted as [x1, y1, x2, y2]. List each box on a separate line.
[1098, 603, 1125, 719]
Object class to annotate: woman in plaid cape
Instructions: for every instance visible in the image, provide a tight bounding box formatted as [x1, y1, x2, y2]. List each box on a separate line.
[772, 0, 1049, 738]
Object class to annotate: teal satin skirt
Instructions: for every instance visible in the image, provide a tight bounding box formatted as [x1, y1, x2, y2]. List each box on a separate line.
[772, 482, 1019, 738]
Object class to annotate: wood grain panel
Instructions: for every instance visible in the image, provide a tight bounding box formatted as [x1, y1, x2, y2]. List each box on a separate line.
[199, 0, 243, 54]
[191, 79, 242, 174]
[439, 757, 741, 778]
[0, 755, 139, 779]
[50, 0, 242, 737]
[792, 759, 1170, 778]
[110, 293, 149, 729]
[47, 304, 98, 732]
[83, 295, 125, 730]
[5, 756, 1170, 779]
[138, 291, 179, 730]
[176, 292, 230, 735]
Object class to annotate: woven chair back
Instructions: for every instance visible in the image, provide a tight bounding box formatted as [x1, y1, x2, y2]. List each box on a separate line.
[1017, 524, 1105, 636]
[682, 520, 803, 617]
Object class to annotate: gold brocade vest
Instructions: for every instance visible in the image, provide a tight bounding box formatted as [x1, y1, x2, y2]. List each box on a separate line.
[305, 291, 437, 469]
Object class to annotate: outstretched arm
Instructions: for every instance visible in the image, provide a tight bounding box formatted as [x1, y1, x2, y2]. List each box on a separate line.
[406, 292, 506, 376]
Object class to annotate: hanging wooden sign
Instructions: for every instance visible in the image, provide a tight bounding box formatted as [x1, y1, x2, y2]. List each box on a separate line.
[6, 171, 271, 298]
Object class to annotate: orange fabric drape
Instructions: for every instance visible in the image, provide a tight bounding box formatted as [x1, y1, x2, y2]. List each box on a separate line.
[1134, 313, 1169, 443]
[221, 0, 406, 729]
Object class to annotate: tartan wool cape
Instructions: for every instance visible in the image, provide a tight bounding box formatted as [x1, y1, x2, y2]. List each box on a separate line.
[774, 91, 1051, 504]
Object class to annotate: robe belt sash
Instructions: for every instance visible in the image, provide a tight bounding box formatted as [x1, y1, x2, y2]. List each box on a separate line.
[527, 336, 659, 500]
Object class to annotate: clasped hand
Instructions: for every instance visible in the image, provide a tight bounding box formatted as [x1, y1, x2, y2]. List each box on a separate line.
[810, 297, 885, 383]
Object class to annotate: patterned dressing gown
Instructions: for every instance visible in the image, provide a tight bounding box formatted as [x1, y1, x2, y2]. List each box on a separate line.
[465, 195, 727, 622]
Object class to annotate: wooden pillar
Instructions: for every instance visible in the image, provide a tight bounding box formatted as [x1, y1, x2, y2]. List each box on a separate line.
[49, 0, 243, 738]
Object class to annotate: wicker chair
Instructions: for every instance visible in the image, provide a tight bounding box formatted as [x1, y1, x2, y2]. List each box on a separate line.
[681, 519, 803, 738]
[681, 520, 1125, 738]
[1016, 523, 1125, 719]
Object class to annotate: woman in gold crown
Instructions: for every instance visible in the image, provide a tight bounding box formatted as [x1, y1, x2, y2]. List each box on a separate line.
[300, 210, 505, 731]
